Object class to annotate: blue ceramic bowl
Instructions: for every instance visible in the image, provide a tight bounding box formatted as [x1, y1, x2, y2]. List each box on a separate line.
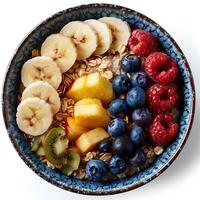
[2, 4, 195, 195]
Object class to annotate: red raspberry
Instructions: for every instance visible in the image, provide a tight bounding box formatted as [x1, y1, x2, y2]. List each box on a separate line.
[148, 114, 179, 146]
[128, 29, 158, 57]
[147, 84, 178, 113]
[144, 52, 178, 84]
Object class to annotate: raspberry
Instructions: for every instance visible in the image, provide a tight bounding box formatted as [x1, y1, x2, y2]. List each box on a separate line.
[148, 114, 179, 146]
[144, 52, 178, 84]
[128, 29, 158, 57]
[147, 84, 178, 113]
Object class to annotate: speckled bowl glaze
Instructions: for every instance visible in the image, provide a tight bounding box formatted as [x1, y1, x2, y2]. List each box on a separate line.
[2, 3, 195, 195]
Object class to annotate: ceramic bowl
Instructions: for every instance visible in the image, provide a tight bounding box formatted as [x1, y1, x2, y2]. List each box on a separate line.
[2, 3, 195, 195]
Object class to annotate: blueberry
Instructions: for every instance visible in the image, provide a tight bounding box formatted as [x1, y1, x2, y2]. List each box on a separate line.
[99, 140, 112, 152]
[126, 87, 145, 108]
[121, 54, 141, 73]
[86, 159, 108, 181]
[109, 155, 127, 174]
[130, 126, 146, 147]
[129, 149, 147, 167]
[109, 99, 129, 118]
[112, 75, 131, 94]
[107, 118, 127, 137]
[112, 136, 134, 157]
[131, 72, 147, 88]
[132, 108, 152, 126]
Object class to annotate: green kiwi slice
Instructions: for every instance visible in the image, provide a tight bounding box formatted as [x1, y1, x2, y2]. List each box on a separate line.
[36, 146, 45, 156]
[61, 150, 80, 176]
[31, 136, 42, 152]
[44, 127, 69, 166]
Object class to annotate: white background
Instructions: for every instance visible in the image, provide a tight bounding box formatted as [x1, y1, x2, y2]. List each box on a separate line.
[0, 0, 200, 199]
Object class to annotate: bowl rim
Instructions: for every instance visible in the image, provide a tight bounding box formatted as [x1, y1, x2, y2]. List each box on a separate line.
[2, 3, 196, 195]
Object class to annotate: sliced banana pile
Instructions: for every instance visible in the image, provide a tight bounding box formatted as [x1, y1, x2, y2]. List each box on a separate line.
[16, 80, 61, 136]
[16, 80, 61, 135]
[17, 55, 62, 136]
[16, 17, 131, 136]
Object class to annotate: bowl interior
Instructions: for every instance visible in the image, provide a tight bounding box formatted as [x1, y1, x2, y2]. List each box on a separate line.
[2, 4, 195, 195]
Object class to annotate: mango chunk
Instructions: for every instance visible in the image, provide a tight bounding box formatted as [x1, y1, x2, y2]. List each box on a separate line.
[74, 103, 110, 128]
[85, 72, 114, 103]
[65, 117, 89, 141]
[75, 128, 109, 153]
[66, 75, 87, 100]
[75, 98, 102, 106]
[66, 72, 114, 103]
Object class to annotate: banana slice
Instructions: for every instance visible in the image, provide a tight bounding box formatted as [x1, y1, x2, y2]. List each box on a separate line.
[41, 34, 77, 72]
[99, 17, 131, 52]
[16, 97, 53, 136]
[60, 21, 97, 60]
[21, 81, 60, 114]
[21, 56, 62, 89]
[85, 19, 112, 55]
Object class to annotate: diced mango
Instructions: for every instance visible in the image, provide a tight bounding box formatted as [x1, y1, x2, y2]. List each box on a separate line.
[74, 100, 110, 128]
[65, 117, 89, 141]
[85, 72, 114, 103]
[75, 128, 109, 153]
[66, 72, 114, 103]
[66, 75, 87, 100]
[75, 98, 102, 106]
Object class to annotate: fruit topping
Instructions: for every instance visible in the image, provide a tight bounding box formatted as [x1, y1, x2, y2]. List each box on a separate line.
[109, 99, 129, 118]
[129, 149, 147, 167]
[41, 34, 77, 72]
[60, 21, 97, 60]
[126, 87, 145, 109]
[74, 98, 110, 129]
[67, 72, 114, 103]
[99, 140, 112, 153]
[86, 159, 108, 181]
[99, 17, 131, 52]
[148, 113, 179, 146]
[75, 98, 102, 106]
[120, 54, 141, 73]
[44, 127, 69, 166]
[112, 75, 131, 94]
[131, 71, 148, 88]
[130, 126, 146, 148]
[107, 118, 127, 137]
[144, 52, 178, 84]
[31, 136, 43, 152]
[21, 81, 61, 114]
[147, 84, 178, 113]
[75, 128, 109, 153]
[132, 108, 152, 126]
[108, 155, 127, 174]
[61, 150, 80, 176]
[65, 117, 89, 141]
[16, 97, 53, 136]
[128, 29, 158, 57]
[66, 75, 87, 100]
[112, 136, 134, 158]
[21, 56, 62, 89]
[85, 19, 112, 55]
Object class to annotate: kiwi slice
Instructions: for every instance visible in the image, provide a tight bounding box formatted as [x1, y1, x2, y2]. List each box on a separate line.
[44, 127, 69, 166]
[36, 146, 45, 156]
[31, 136, 42, 152]
[61, 150, 80, 176]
